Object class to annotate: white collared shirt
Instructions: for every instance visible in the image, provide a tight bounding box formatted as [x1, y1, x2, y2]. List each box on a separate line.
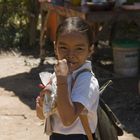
[51, 61, 99, 134]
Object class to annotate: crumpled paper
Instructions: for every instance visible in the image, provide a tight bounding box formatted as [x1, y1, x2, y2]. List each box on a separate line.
[39, 71, 57, 135]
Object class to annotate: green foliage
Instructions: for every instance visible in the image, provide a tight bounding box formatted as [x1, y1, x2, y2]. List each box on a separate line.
[0, 0, 39, 50]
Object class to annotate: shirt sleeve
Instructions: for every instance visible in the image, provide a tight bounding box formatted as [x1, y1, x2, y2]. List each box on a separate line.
[71, 72, 99, 113]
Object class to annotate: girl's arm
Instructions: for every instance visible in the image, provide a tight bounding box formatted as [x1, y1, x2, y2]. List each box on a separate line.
[57, 82, 84, 126]
[55, 59, 84, 126]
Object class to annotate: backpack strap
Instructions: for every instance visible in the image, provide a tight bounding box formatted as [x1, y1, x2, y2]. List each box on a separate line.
[72, 69, 93, 89]
[72, 69, 123, 139]
[74, 69, 93, 80]
[72, 69, 94, 140]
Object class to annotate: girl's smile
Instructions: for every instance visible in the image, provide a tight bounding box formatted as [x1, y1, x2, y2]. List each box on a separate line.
[55, 31, 93, 72]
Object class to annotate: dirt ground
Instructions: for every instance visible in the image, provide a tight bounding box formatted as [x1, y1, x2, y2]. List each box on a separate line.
[0, 51, 140, 140]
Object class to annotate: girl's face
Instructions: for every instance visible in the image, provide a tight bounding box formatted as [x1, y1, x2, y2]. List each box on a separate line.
[55, 31, 93, 72]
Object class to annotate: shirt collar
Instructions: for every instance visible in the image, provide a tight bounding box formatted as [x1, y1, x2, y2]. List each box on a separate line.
[71, 60, 92, 79]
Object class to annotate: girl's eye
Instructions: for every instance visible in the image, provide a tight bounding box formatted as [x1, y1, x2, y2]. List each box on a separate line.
[59, 46, 67, 50]
[76, 47, 85, 51]
[59, 46, 68, 52]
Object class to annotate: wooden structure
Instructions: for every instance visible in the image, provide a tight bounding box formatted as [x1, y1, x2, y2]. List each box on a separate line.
[39, 1, 140, 62]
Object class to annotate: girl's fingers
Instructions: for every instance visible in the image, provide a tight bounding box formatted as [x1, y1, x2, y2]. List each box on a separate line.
[36, 85, 52, 106]
[36, 102, 45, 120]
[36, 96, 43, 106]
[36, 102, 43, 109]
[38, 83, 45, 89]
[40, 85, 52, 97]
[54, 59, 69, 76]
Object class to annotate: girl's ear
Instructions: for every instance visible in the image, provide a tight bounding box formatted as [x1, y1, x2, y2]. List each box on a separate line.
[54, 41, 57, 54]
[54, 42, 58, 59]
[88, 44, 94, 57]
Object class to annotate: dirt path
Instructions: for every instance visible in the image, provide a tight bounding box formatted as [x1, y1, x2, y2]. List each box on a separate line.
[0, 53, 139, 140]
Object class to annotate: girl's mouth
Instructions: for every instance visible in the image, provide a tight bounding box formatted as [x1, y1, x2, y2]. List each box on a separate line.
[67, 61, 76, 65]
[67, 61, 76, 68]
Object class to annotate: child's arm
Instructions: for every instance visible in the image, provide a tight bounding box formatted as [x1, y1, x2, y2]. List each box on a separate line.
[55, 59, 84, 126]
[36, 87, 51, 120]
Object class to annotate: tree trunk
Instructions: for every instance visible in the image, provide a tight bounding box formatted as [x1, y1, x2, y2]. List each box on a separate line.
[27, 0, 40, 47]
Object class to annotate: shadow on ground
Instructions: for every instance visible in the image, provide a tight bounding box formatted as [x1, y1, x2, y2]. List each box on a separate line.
[0, 63, 54, 109]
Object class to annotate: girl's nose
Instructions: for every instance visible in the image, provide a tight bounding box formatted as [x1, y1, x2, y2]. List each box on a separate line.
[67, 50, 75, 58]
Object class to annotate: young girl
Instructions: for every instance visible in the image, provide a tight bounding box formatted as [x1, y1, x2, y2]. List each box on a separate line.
[36, 16, 99, 140]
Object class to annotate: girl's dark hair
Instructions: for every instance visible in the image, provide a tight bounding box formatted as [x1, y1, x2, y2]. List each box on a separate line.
[56, 17, 94, 46]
